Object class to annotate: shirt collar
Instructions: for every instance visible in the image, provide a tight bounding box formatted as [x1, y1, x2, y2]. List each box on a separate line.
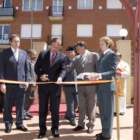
[103, 49, 110, 55]
[11, 47, 19, 53]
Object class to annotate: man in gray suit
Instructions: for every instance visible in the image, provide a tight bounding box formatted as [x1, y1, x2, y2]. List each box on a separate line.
[24, 49, 37, 120]
[67, 41, 99, 134]
[63, 46, 78, 126]
[89, 36, 117, 140]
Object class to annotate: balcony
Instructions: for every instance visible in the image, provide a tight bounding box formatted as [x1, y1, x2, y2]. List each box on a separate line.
[47, 35, 63, 45]
[0, 34, 10, 45]
[0, 7, 15, 21]
[48, 6, 64, 21]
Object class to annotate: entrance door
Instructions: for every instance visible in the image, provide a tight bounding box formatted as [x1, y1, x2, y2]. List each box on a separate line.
[53, 0, 63, 15]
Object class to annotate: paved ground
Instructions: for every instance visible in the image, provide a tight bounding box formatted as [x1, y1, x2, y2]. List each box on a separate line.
[0, 105, 133, 140]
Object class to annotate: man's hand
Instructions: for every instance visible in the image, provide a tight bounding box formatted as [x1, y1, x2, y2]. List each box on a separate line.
[0, 84, 6, 94]
[40, 74, 49, 81]
[25, 83, 29, 91]
[116, 70, 121, 76]
[90, 73, 100, 80]
[56, 77, 62, 85]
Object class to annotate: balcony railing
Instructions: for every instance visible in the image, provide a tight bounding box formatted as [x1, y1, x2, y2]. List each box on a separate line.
[0, 7, 15, 21]
[0, 34, 10, 44]
[47, 35, 63, 45]
[48, 6, 64, 21]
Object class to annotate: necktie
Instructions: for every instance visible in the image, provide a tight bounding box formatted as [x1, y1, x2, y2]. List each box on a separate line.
[50, 53, 55, 67]
[80, 55, 85, 67]
[14, 49, 18, 61]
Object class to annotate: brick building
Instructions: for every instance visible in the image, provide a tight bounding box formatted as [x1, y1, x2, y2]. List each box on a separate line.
[0, 0, 136, 54]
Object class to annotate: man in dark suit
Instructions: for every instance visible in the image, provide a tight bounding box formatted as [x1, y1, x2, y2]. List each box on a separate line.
[63, 46, 78, 126]
[0, 34, 29, 133]
[35, 38, 67, 139]
[24, 49, 37, 120]
[89, 36, 117, 140]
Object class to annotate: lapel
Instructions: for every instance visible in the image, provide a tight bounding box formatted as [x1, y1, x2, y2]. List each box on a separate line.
[9, 48, 17, 64]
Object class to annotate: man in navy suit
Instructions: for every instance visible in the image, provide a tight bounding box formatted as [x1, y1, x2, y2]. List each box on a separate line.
[35, 38, 67, 139]
[0, 34, 29, 133]
[89, 36, 117, 140]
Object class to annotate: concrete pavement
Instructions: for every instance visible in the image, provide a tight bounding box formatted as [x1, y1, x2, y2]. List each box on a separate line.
[0, 105, 133, 140]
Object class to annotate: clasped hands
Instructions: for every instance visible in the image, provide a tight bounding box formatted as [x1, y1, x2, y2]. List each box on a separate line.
[84, 72, 100, 81]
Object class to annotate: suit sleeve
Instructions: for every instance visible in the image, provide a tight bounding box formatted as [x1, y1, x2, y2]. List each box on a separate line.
[94, 53, 99, 72]
[0, 51, 5, 81]
[25, 54, 31, 82]
[34, 52, 43, 79]
[101, 53, 117, 79]
[59, 56, 67, 80]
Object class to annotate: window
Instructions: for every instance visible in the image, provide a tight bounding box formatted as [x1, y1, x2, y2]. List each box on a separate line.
[107, 0, 122, 9]
[0, 25, 10, 44]
[22, 0, 43, 11]
[107, 25, 122, 37]
[21, 24, 42, 38]
[0, 0, 12, 7]
[78, 0, 93, 9]
[77, 24, 93, 37]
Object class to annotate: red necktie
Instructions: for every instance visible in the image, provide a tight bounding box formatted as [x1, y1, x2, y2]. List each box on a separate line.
[50, 53, 55, 67]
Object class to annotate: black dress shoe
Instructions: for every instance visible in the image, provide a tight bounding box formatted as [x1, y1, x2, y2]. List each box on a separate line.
[27, 114, 33, 118]
[38, 133, 46, 139]
[17, 126, 28, 131]
[119, 112, 125, 116]
[70, 120, 76, 126]
[87, 127, 93, 134]
[95, 133, 102, 137]
[52, 130, 60, 137]
[96, 134, 110, 140]
[73, 125, 84, 131]
[23, 116, 31, 120]
[5, 127, 11, 133]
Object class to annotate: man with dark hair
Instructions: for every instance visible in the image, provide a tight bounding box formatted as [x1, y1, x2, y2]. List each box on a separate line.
[0, 34, 29, 133]
[35, 38, 67, 139]
[67, 41, 99, 134]
[63, 46, 78, 126]
[24, 49, 37, 120]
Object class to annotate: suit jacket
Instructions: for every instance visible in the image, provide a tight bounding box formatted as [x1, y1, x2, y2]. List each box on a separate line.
[96, 50, 117, 92]
[63, 57, 77, 88]
[27, 56, 36, 82]
[34, 49, 67, 95]
[0, 47, 30, 88]
[68, 50, 99, 92]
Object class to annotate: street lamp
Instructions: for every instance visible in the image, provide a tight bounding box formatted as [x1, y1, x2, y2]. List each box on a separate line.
[119, 28, 128, 40]
[30, 7, 33, 49]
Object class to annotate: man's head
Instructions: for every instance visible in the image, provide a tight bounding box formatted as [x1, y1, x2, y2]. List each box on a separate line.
[50, 38, 62, 53]
[9, 34, 20, 49]
[66, 46, 76, 59]
[75, 41, 87, 55]
[116, 52, 122, 62]
[27, 49, 37, 61]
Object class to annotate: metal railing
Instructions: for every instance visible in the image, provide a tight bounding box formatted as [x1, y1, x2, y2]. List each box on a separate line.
[48, 6, 64, 16]
[0, 34, 10, 44]
[0, 7, 15, 16]
[47, 35, 63, 45]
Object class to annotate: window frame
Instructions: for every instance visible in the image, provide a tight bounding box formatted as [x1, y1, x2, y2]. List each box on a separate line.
[22, 0, 43, 11]
[77, 0, 93, 10]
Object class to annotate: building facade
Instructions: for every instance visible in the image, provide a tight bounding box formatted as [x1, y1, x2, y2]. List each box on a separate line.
[0, 0, 136, 53]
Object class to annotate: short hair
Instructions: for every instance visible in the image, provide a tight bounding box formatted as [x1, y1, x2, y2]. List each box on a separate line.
[100, 36, 114, 48]
[75, 41, 87, 49]
[27, 49, 36, 54]
[51, 38, 61, 45]
[116, 52, 122, 57]
[66, 46, 75, 51]
[9, 34, 20, 42]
